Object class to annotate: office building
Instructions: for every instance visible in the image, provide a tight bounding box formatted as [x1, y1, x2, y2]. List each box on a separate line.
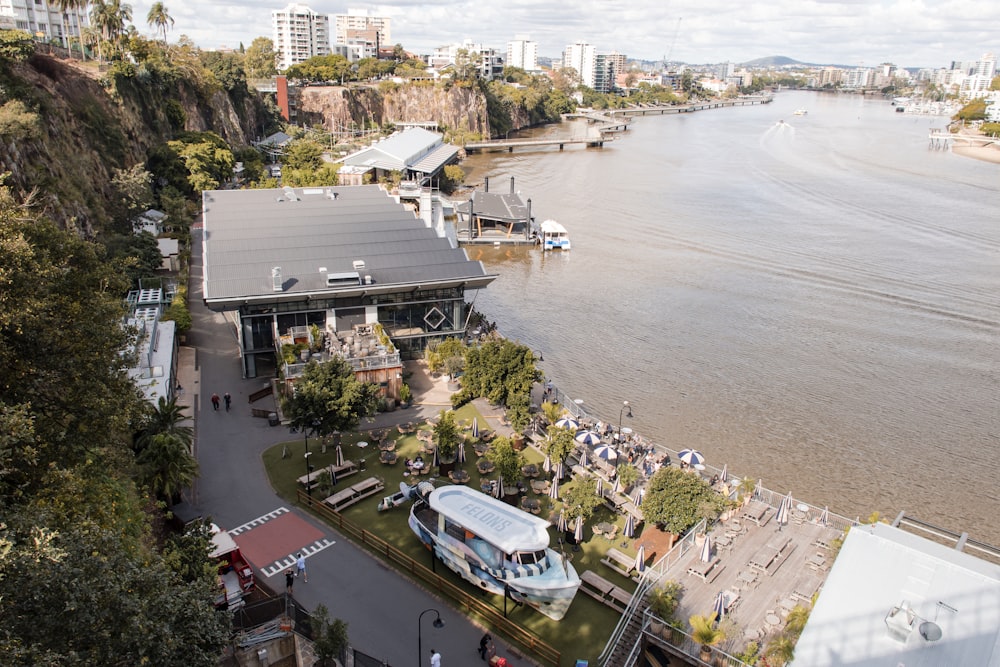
[506, 36, 538, 71]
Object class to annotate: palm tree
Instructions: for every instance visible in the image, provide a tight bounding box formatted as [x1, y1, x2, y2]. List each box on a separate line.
[764, 635, 796, 666]
[135, 396, 193, 454]
[90, 0, 132, 61]
[689, 613, 725, 662]
[138, 432, 199, 501]
[146, 2, 173, 46]
[53, 0, 88, 59]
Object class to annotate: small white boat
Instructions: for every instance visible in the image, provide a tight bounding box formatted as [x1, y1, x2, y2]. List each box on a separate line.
[539, 219, 571, 251]
[408, 485, 581, 620]
[793, 108, 807, 116]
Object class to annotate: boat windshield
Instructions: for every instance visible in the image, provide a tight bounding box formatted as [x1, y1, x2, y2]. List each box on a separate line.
[512, 550, 547, 565]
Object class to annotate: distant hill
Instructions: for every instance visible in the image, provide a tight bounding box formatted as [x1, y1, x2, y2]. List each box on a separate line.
[741, 56, 803, 67]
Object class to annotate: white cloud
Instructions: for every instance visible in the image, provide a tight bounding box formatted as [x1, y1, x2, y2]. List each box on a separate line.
[130, 0, 997, 67]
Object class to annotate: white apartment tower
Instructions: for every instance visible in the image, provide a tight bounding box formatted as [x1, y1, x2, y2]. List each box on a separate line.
[273, 3, 331, 71]
[564, 41, 596, 88]
[0, 0, 87, 49]
[506, 36, 538, 71]
[334, 9, 391, 49]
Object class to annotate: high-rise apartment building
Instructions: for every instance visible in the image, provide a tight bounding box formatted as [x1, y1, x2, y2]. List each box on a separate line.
[334, 9, 391, 48]
[506, 36, 538, 71]
[564, 41, 596, 88]
[0, 0, 87, 49]
[273, 3, 331, 71]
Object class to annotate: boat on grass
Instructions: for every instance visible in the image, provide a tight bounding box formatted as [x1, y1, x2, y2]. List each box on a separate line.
[408, 485, 581, 620]
[539, 219, 571, 251]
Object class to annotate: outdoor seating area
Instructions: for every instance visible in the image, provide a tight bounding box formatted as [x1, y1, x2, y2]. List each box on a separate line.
[323, 476, 385, 512]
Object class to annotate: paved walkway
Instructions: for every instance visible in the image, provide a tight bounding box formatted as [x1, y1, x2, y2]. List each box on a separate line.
[181, 230, 535, 667]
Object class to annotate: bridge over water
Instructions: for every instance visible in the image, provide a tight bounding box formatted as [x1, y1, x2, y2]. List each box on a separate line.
[929, 130, 1000, 149]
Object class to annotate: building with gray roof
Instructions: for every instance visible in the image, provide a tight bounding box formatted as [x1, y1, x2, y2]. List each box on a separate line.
[339, 128, 459, 187]
[201, 184, 496, 379]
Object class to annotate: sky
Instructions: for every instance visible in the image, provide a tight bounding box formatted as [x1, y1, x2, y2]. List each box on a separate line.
[131, 0, 998, 69]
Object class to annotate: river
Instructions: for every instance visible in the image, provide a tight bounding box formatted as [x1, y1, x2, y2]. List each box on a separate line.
[457, 90, 1000, 546]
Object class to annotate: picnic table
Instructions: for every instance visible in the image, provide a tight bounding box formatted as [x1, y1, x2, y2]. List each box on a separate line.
[744, 500, 771, 526]
[687, 557, 724, 583]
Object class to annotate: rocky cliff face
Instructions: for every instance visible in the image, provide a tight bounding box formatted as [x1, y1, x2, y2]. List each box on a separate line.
[0, 54, 266, 234]
[297, 84, 491, 136]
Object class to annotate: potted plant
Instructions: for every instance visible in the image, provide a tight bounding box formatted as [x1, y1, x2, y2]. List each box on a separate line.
[434, 410, 459, 474]
[689, 613, 725, 662]
[487, 435, 525, 505]
[617, 463, 640, 493]
[399, 383, 412, 408]
[647, 580, 683, 641]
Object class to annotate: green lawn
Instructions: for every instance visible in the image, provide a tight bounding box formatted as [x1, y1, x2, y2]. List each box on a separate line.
[262, 404, 646, 665]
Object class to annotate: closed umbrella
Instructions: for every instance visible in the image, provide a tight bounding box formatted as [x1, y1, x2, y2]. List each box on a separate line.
[493, 476, 504, 499]
[754, 479, 764, 500]
[612, 478, 621, 495]
[457, 440, 466, 464]
[471, 417, 479, 439]
[595, 478, 604, 498]
[712, 590, 727, 622]
[335, 444, 345, 467]
[678, 449, 705, 467]
[554, 461, 565, 481]
[819, 506, 830, 526]
[557, 509, 567, 533]
[432, 446, 440, 470]
[578, 448, 589, 468]
[700, 534, 713, 562]
[634, 544, 646, 574]
[549, 477, 560, 500]
[575, 430, 602, 446]
[720, 463, 728, 484]
[556, 417, 580, 430]
[574, 515, 584, 543]
[542, 453, 552, 473]
[593, 444, 619, 462]
[632, 487, 644, 506]
[623, 513, 636, 539]
[775, 491, 792, 530]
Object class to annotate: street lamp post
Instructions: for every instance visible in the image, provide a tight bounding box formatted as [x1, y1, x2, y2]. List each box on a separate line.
[417, 608, 444, 667]
[304, 419, 321, 496]
[618, 400, 633, 460]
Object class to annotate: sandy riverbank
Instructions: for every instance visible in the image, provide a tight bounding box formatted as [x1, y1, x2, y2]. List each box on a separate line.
[952, 143, 1000, 164]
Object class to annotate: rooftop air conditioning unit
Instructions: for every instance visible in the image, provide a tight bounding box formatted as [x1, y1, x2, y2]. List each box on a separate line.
[364, 275, 373, 285]
[271, 267, 282, 292]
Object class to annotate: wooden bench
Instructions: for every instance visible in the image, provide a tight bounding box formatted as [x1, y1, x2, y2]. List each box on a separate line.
[601, 547, 637, 579]
[323, 476, 385, 512]
[687, 557, 725, 583]
[579, 570, 633, 613]
[297, 461, 359, 490]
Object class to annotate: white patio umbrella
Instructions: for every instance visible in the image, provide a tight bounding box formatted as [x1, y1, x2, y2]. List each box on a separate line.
[612, 478, 621, 495]
[471, 417, 479, 439]
[819, 506, 830, 526]
[493, 476, 504, 499]
[554, 461, 565, 480]
[457, 440, 466, 464]
[700, 534, 713, 562]
[431, 446, 440, 469]
[557, 509, 568, 533]
[775, 491, 792, 530]
[578, 448, 589, 467]
[556, 417, 580, 430]
[542, 453, 552, 473]
[575, 430, 602, 446]
[335, 444, 345, 467]
[574, 515, 584, 543]
[595, 478, 604, 498]
[593, 444, 619, 462]
[720, 463, 728, 483]
[549, 477, 560, 500]
[622, 513, 636, 539]
[632, 487, 644, 506]
[634, 545, 646, 574]
[712, 590, 727, 622]
[754, 479, 764, 499]
[678, 449, 705, 467]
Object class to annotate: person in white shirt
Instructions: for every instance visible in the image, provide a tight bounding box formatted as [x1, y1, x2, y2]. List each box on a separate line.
[295, 553, 307, 582]
[430, 649, 441, 666]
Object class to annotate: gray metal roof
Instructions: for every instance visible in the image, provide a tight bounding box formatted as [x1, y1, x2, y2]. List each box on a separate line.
[411, 143, 459, 175]
[342, 128, 451, 173]
[201, 185, 496, 308]
[455, 189, 531, 223]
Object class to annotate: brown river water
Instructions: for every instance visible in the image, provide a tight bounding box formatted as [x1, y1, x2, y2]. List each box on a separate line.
[457, 90, 1000, 546]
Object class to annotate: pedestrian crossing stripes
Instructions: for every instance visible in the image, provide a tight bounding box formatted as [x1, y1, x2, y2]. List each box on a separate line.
[260, 538, 337, 578]
[228, 507, 289, 535]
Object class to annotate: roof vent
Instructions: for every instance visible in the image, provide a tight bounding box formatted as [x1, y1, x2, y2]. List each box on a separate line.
[271, 267, 282, 292]
[352, 260, 366, 271]
[364, 275, 373, 284]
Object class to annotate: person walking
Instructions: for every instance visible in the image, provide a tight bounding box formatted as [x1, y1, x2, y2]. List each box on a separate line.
[211, 393, 220, 411]
[478, 633, 494, 661]
[284, 568, 294, 595]
[295, 552, 307, 582]
[223, 392, 232, 412]
[429, 649, 441, 667]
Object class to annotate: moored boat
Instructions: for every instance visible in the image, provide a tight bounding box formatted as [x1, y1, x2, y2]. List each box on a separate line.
[408, 485, 581, 620]
[539, 219, 571, 251]
[793, 108, 807, 116]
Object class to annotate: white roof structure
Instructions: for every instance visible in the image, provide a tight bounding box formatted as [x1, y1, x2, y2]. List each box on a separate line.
[428, 486, 551, 554]
[540, 219, 568, 235]
[341, 128, 457, 175]
[126, 317, 176, 406]
[792, 522, 1000, 666]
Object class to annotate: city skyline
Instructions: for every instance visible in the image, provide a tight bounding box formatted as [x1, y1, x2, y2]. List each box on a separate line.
[127, 0, 997, 70]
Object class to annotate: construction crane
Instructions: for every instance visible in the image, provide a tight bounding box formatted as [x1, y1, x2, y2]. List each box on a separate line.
[663, 17, 682, 71]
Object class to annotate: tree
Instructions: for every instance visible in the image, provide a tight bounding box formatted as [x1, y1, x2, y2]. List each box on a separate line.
[486, 435, 524, 487]
[545, 426, 576, 464]
[54, 0, 89, 58]
[102, 231, 162, 288]
[135, 396, 193, 455]
[425, 337, 466, 375]
[433, 410, 459, 461]
[146, 1, 173, 46]
[283, 138, 325, 171]
[561, 477, 602, 521]
[642, 466, 724, 535]
[764, 634, 796, 666]
[138, 431, 199, 500]
[689, 613, 725, 649]
[281, 358, 381, 439]
[0, 29, 36, 63]
[89, 0, 133, 61]
[440, 164, 465, 193]
[161, 520, 218, 584]
[244, 37, 277, 79]
[109, 163, 154, 233]
[451, 337, 539, 408]
[312, 604, 349, 666]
